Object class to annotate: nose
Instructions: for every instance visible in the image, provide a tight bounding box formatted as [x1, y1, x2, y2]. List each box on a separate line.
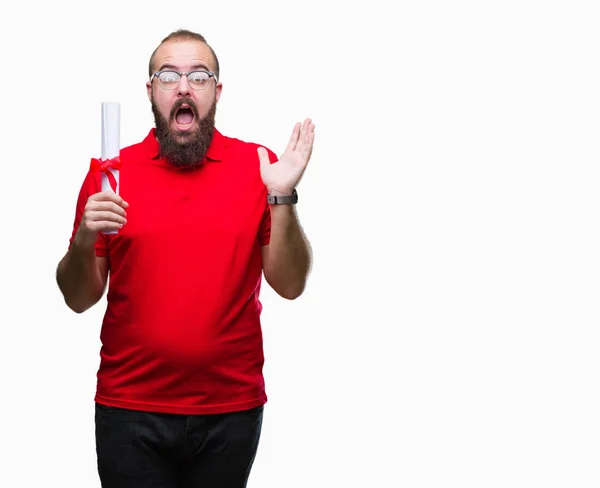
[177, 73, 192, 97]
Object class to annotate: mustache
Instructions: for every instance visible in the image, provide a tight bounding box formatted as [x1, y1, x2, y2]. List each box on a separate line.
[170, 98, 199, 119]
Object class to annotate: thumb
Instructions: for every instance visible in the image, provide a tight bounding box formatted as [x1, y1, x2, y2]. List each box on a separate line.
[257, 147, 271, 172]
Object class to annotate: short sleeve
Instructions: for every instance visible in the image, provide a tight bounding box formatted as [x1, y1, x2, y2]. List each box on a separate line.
[68, 169, 109, 256]
[258, 146, 279, 246]
[259, 205, 271, 246]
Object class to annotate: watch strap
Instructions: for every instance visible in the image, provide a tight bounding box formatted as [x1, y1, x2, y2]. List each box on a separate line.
[267, 189, 298, 205]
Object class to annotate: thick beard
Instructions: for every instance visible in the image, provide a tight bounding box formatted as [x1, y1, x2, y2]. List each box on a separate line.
[151, 95, 216, 169]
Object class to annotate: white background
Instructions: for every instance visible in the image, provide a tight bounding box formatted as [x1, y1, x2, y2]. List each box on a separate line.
[1, 0, 599, 486]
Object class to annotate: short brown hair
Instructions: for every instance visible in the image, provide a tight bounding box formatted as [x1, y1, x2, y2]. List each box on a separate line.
[148, 29, 220, 80]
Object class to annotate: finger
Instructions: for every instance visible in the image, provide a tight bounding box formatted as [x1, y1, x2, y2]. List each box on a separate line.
[87, 200, 128, 217]
[285, 122, 301, 153]
[85, 220, 125, 233]
[304, 121, 315, 142]
[296, 119, 313, 153]
[306, 123, 315, 145]
[90, 191, 129, 208]
[89, 193, 129, 211]
[86, 210, 128, 225]
[302, 131, 315, 160]
[300, 118, 312, 140]
[297, 128, 314, 162]
[257, 147, 271, 173]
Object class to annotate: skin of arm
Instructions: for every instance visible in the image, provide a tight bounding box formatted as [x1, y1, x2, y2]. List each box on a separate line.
[57, 190, 127, 313]
[261, 203, 312, 300]
[258, 118, 316, 300]
[56, 248, 108, 313]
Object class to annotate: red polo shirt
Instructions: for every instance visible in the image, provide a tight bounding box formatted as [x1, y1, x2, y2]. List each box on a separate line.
[68, 128, 277, 415]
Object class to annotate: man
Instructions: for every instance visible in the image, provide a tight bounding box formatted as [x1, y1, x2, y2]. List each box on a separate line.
[56, 29, 314, 488]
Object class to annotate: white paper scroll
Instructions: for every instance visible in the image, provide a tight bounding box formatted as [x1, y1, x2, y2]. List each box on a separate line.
[100, 101, 121, 234]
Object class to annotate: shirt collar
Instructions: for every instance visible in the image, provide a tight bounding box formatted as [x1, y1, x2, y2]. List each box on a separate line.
[143, 127, 225, 162]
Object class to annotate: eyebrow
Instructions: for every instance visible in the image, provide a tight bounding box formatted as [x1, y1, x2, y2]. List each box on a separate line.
[157, 63, 211, 72]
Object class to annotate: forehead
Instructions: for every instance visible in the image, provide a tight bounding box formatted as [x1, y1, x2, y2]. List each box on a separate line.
[153, 39, 215, 71]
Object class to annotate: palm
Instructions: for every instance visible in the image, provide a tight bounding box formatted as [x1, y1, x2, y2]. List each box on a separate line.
[258, 118, 315, 194]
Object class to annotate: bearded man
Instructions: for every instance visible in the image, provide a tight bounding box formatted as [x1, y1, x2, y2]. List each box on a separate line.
[56, 29, 314, 488]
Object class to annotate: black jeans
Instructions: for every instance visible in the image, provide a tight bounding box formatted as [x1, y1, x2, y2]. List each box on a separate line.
[95, 402, 264, 488]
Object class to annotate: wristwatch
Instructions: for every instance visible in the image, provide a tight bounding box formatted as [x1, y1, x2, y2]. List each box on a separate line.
[267, 189, 298, 205]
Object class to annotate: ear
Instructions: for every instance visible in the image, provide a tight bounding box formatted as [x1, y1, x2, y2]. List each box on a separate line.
[146, 81, 152, 101]
[215, 82, 223, 103]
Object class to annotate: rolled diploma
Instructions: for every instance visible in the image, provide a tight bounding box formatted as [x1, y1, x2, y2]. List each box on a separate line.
[100, 101, 121, 234]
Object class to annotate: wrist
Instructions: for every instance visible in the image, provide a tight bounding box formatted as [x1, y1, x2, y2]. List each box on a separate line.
[267, 188, 298, 205]
[267, 187, 294, 197]
[73, 228, 97, 253]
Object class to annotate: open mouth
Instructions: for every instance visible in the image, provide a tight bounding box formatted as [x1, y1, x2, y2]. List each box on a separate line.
[173, 105, 196, 131]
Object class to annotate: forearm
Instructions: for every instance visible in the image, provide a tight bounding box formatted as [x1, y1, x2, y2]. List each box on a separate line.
[264, 204, 312, 299]
[56, 242, 105, 313]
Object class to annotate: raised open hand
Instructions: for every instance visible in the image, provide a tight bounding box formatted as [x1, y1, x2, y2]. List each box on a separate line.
[257, 118, 315, 195]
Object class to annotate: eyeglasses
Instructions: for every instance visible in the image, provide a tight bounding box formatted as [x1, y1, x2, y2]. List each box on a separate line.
[151, 70, 218, 90]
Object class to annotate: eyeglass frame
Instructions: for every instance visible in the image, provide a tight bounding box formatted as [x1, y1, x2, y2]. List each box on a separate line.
[150, 69, 219, 90]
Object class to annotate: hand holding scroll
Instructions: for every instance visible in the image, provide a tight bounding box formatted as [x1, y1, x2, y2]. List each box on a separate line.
[74, 192, 129, 248]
